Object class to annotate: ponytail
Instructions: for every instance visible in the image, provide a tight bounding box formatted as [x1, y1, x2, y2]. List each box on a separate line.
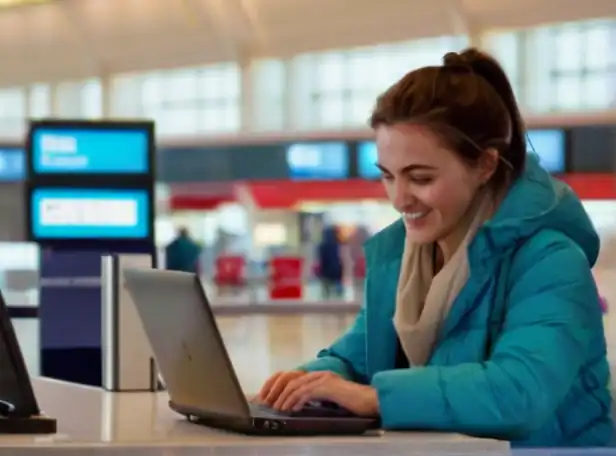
[459, 48, 527, 181]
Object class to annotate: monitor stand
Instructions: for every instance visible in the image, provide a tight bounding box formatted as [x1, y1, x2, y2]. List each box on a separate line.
[0, 400, 57, 434]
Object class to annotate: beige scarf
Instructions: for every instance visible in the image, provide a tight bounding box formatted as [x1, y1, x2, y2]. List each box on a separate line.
[393, 192, 494, 366]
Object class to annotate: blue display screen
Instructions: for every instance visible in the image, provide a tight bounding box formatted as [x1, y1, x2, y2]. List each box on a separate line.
[30, 188, 150, 239]
[286, 142, 349, 180]
[358, 141, 379, 179]
[0, 148, 24, 181]
[31, 128, 150, 174]
[526, 129, 565, 173]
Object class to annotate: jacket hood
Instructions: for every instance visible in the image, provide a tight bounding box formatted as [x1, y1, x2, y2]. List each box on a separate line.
[484, 153, 599, 266]
[365, 154, 600, 267]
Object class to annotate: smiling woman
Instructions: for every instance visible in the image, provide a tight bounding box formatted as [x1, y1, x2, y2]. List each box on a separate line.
[257, 48, 613, 448]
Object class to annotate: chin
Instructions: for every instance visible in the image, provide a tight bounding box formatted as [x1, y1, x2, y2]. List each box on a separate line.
[403, 227, 439, 245]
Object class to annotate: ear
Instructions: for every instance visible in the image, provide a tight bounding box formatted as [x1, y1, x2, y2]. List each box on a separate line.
[477, 147, 499, 185]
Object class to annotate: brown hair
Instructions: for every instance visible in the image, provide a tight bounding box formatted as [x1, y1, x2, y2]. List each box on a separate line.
[369, 48, 526, 188]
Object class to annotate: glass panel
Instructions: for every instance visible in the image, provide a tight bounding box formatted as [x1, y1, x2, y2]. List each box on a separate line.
[220, 66, 241, 99]
[554, 26, 583, 72]
[583, 73, 612, 110]
[0, 88, 25, 118]
[29, 84, 51, 118]
[586, 26, 611, 71]
[141, 75, 164, 106]
[553, 75, 582, 110]
[348, 52, 374, 91]
[201, 106, 223, 133]
[156, 107, 198, 136]
[316, 95, 345, 127]
[167, 70, 198, 102]
[315, 53, 346, 93]
[253, 59, 285, 98]
[81, 79, 102, 118]
[486, 32, 519, 84]
[348, 95, 375, 127]
[218, 105, 240, 132]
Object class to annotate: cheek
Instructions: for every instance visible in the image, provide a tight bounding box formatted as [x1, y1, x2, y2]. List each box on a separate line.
[423, 179, 475, 218]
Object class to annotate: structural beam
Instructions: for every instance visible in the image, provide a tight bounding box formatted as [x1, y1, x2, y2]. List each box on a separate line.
[56, 0, 104, 74]
[446, 0, 485, 47]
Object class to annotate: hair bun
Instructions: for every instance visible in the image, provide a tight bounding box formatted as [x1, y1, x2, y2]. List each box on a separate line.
[442, 52, 472, 72]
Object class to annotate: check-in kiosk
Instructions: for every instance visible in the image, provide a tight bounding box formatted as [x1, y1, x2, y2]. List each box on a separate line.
[25, 119, 159, 390]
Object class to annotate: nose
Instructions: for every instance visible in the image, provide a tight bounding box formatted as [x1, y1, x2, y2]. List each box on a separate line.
[391, 179, 413, 211]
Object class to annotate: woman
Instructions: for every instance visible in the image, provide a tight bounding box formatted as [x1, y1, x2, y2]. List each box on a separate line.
[256, 48, 613, 447]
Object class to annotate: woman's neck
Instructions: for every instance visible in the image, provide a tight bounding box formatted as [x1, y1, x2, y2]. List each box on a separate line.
[436, 190, 498, 267]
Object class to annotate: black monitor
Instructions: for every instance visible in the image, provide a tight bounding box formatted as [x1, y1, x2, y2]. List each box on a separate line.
[0, 289, 40, 417]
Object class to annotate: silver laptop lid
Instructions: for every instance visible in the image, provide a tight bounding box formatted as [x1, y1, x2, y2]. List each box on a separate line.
[122, 268, 250, 418]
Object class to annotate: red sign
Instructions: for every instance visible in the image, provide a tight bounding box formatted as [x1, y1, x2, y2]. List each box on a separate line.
[269, 256, 303, 300]
[214, 256, 245, 287]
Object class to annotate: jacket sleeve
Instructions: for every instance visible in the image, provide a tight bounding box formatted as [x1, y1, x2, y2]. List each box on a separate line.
[371, 234, 601, 438]
[296, 303, 369, 384]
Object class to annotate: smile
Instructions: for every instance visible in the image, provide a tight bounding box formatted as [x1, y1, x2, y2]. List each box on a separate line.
[403, 210, 430, 221]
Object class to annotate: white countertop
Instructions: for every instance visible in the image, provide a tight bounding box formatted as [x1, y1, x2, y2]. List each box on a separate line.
[0, 377, 511, 455]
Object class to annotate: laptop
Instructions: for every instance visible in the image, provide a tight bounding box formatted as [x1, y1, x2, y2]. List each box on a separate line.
[123, 268, 379, 436]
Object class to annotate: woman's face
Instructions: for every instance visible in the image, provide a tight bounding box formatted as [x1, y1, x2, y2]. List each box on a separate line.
[375, 124, 488, 245]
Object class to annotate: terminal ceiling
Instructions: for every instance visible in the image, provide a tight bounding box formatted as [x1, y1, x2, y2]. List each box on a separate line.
[0, 0, 615, 86]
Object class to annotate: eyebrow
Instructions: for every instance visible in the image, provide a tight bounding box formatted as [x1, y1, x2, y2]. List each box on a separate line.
[375, 163, 437, 174]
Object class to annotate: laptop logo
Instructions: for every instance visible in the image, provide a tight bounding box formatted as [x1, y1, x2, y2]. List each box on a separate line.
[181, 341, 192, 362]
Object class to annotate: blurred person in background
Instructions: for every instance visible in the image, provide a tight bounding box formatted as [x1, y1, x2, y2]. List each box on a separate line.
[165, 227, 202, 274]
[317, 225, 344, 298]
[257, 48, 612, 447]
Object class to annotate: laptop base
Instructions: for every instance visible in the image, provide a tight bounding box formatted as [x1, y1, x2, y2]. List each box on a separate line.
[0, 415, 57, 434]
[172, 401, 377, 436]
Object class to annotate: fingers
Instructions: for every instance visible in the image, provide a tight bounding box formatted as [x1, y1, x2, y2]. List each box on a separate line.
[256, 371, 282, 402]
[277, 375, 325, 412]
[272, 372, 323, 411]
[260, 371, 305, 405]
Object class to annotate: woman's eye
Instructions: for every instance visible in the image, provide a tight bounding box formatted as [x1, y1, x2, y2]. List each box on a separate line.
[380, 174, 394, 181]
[409, 176, 434, 185]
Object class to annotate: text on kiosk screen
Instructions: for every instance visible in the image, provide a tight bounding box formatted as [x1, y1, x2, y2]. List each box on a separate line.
[31, 128, 149, 174]
[30, 189, 150, 239]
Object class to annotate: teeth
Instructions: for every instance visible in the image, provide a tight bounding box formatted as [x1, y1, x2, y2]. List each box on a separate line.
[403, 211, 428, 220]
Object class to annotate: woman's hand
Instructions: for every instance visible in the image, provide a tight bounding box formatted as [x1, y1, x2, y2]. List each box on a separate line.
[271, 371, 379, 417]
[256, 370, 308, 405]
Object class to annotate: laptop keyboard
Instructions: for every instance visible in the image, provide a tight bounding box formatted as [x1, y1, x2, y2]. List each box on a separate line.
[250, 401, 357, 418]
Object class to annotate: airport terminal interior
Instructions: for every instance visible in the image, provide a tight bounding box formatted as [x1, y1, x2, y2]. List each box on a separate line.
[0, 0, 615, 453]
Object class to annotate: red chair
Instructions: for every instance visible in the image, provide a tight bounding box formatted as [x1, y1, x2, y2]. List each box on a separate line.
[214, 256, 245, 288]
[269, 256, 303, 300]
